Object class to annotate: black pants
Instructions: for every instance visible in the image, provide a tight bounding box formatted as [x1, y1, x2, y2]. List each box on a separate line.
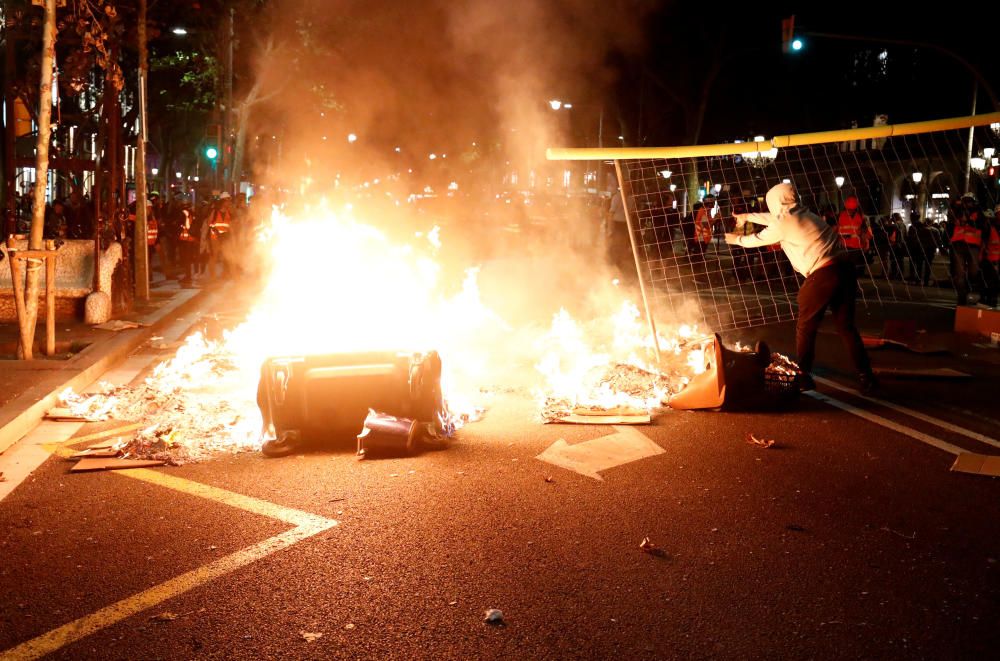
[796, 258, 872, 377]
[950, 241, 980, 305]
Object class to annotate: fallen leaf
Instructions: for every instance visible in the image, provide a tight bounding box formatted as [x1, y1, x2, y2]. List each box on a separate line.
[746, 433, 775, 449]
[448, 601, 458, 606]
[344, 623, 355, 631]
[300, 631, 323, 642]
[151, 612, 178, 622]
[544, 476, 555, 483]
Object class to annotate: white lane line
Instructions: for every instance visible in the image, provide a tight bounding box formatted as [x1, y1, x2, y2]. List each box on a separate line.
[805, 391, 965, 456]
[815, 376, 1000, 451]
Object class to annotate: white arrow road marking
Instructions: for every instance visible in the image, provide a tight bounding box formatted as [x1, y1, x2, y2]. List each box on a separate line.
[536, 425, 665, 481]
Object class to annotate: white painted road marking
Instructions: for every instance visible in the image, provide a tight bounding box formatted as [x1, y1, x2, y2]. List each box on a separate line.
[815, 376, 1000, 451]
[805, 391, 966, 456]
[536, 425, 665, 480]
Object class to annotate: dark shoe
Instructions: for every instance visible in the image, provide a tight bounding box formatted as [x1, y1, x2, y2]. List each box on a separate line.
[797, 373, 816, 392]
[858, 372, 879, 395]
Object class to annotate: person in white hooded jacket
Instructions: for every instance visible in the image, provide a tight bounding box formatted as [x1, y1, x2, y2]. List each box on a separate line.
[725, 182, 877, 393]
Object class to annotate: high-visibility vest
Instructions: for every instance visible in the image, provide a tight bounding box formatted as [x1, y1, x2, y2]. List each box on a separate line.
[209, 208, 231, 235]
[951, 214, 982, 246]
[837, 211, 865, 249]
[128, 207, 159, 245]
[178, 210, 197, 242]
[147, 217, 158, 246]
[695, 208, 713, 244]
[987, 226, 1000, 264]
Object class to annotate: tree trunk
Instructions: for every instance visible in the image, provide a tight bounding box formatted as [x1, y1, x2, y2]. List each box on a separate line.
[20, 0, 57, 360]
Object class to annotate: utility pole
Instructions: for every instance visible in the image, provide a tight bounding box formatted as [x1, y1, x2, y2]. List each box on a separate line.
[222, 5, 234, 193]
[134, 0, 150, 300]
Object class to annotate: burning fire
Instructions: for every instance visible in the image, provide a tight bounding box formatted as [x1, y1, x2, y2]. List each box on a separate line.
[58, 200, 712, 461]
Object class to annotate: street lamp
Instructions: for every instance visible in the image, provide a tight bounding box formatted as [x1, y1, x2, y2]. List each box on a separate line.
[549, 99, 563, 111]
[347, 133, 357, 143]
[151, 167, 158, 176]
[971, 156, 987, 173]
[171, 27, 188, 36]
[911, 172, 923, 183]
[835, 176, 845, 188]
[984, 147, 996, 160]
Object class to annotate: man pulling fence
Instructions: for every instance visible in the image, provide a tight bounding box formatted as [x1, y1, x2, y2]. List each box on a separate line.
[724, 182, 877, 394]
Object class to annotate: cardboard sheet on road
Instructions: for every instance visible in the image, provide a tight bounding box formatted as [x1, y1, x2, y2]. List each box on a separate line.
[70, 458, 165, 472]
[950, 453, 1000, 477]
[93, 319, 147, 331]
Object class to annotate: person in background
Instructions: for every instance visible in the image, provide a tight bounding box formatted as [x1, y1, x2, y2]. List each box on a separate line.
[44, 199, 69, 240]
[906, 215, 938, 286]
[66, 189, 93, 239]
[980, 206, 1000, 308]
[837, 195, 871, 274]
[207, 192, 234, 278]
[945, 193, 986, 306]
[726, 182, 877, 394]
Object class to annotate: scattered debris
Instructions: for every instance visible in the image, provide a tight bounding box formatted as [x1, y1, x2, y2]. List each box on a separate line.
[483, 609, 505, 625]
[43, 407, 107, 423]
[69, 448, 121, 459]
[300, 631, 323, 642]
[639, 537, 667, 558]
[542, 362, 687, 423]
[950, 453, 1000, 477]
[150, 612, 178, 622]
[344, 623, 355, 631]
[785, 524, 806, 532]
[448, 601, 458, 606]
[93, 319, 145, 332]
[746, 434, 776, 449]
[880, 526, 916, 540]
[553, 413, 651, 425]
[544, 475, 555, 483]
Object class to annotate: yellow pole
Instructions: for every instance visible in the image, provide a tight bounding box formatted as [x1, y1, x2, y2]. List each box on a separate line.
[547, 111, 1000, 161]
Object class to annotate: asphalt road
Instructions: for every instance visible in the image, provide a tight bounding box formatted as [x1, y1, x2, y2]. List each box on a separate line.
[1, 298, 999, 660]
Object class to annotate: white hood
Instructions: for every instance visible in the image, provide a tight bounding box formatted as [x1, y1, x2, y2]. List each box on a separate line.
[765, 182, 799, 221]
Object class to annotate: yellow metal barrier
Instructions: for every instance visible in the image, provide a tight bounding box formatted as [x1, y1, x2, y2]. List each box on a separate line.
[546, 111, 1000, 161]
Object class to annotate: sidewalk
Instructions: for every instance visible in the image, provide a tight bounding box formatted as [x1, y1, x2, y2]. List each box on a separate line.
[0, 280, 216, 456]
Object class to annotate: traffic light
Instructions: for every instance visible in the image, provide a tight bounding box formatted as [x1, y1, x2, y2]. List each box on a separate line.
[205, 146, 219, 160]
[782, 15, 801, 53]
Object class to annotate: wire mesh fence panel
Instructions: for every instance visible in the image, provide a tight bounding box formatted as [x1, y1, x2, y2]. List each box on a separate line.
[616, 120, 1000, 332]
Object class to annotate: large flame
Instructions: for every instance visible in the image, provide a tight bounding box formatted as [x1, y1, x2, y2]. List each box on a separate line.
[60, 200, 711, 460]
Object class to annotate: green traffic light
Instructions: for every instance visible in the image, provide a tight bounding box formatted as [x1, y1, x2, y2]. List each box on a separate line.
[205, 146, 219, 160]
[792, 38, 803, 51]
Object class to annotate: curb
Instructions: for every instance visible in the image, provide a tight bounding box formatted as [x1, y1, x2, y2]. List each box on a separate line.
[0, 285, 220, 455]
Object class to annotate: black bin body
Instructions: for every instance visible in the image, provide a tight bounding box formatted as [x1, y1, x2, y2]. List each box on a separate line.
[257, 351, 442, 449]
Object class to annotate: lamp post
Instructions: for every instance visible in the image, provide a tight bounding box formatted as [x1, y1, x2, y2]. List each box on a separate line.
[912, 171, 924, 223]
[835, 175, 845, 209]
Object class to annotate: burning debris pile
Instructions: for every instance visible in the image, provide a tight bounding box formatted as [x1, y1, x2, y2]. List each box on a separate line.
[57, 332, 261, 465]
